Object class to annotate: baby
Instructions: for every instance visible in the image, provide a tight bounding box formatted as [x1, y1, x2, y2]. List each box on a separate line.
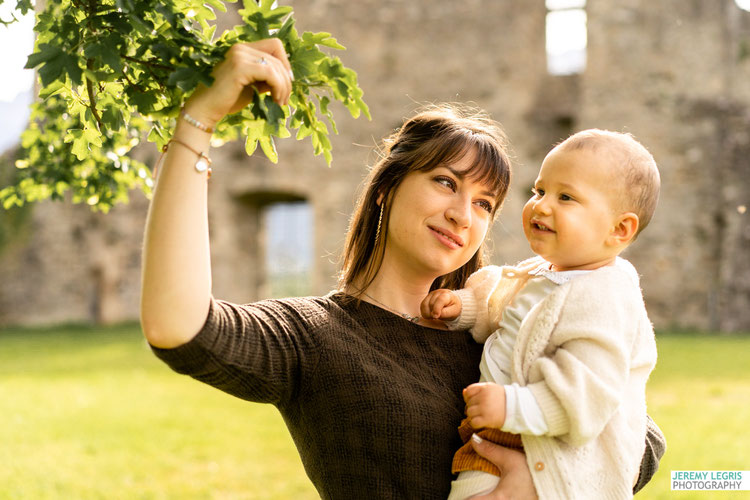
[422, 129, 660, 499]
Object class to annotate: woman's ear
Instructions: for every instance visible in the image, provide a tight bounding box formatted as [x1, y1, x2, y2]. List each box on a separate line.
[376, 192, 385, 206]
[608, 212, 639, 247]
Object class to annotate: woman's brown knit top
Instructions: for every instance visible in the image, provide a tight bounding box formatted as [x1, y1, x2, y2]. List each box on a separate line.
[151, 292, 664, 499]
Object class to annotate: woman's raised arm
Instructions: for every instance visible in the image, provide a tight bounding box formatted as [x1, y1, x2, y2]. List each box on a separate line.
[140, 40, 292, 348]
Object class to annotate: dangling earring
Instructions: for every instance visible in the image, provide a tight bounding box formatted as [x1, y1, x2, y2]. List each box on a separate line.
[375, 203, 384, 244]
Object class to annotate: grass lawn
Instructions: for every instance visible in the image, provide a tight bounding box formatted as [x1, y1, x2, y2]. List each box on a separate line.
[0, 324, 317, 500]
[1, 324, 748, 499]
[639, 333, 750, 499]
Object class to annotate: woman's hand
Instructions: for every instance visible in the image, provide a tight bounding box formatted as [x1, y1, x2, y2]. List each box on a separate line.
[183, 39, 293, 130]
[468, 435, 539, 500]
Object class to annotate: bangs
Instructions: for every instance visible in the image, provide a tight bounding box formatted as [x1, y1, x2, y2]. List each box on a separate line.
[465, 139, 511, 204]
[413, 131, 511, 208]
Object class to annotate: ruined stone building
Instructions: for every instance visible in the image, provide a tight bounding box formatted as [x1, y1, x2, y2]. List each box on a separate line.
[1, 0, 748, 331]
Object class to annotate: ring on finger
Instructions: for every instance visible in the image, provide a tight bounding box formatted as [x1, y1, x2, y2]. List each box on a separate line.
[256, 56, 269, 65]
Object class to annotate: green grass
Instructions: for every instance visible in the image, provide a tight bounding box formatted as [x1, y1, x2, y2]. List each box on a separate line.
[640, 333, 750, 499]
[1, 325, 749, 499]
[0, 324, 317, 500]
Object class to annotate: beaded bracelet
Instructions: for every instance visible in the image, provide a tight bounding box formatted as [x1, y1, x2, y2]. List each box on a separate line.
[180, 109, 214, 134]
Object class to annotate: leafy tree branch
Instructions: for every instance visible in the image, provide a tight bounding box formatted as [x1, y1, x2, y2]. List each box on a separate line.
[0, 0, 370, 211]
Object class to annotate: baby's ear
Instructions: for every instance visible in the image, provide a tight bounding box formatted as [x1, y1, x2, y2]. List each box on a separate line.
[609, 212, 639, 246]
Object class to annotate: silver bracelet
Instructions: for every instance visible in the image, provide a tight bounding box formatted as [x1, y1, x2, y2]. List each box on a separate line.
[180, 109, 214, 134]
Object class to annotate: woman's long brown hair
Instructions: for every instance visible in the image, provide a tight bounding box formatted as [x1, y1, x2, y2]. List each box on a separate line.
[339, 104, 512, 295]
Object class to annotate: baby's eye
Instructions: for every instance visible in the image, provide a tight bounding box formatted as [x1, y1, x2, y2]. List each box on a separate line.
[560, 193, 573, 201]
[435, 176, 457, 190]
[532, 188, 544, 197]
[475, 199, 494, 213]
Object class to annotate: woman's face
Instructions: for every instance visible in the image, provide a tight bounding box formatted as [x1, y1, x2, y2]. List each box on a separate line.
[383, 151, 497, 281]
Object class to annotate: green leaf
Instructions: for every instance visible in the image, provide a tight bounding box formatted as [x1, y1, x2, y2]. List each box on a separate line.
[83, 127, 103, 148]
[148, 124, 168, 149]
[101, 106, 125, 131]
[167, 66, 203, 92]
[262, 94, 286, 133]
[296, 124, 312, 140]
[276, 124, 291, 139]
[302, 31, 345, 50]
[38, 80, 67, 99]
[259, 136, 278, 163]
[291, 44, 326, 78]
[25, 44, 63, 69]
[64, 130, 90, 161]
[34, 46, 69, 87]
[84, 42, 124, 73]
[277, 16, 296, 42]
[244, 119, 265, 155]
[127, 91, 158, 114]
[64, 56, 83, 86]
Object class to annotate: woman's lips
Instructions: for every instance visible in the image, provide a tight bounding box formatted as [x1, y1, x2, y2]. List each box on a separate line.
[429, 225, 464, 249]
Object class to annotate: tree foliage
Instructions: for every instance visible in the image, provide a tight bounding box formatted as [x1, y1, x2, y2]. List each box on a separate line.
[0, 0, 370, 211]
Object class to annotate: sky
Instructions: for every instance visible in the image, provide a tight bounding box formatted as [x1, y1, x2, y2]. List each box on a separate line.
[0, 3, 34, 154]
[0, 3, 34, 103]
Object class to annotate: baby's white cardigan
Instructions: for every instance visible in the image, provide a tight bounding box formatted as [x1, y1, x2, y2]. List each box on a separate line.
[455, 258, 657, 499]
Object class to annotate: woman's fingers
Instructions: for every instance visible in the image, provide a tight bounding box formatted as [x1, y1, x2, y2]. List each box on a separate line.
[184, 40, 293, 125]
[235, 40, 292, 104]
[469, 435, 539, 500]
[243, 38, 292, 73]
[240, 46, 291, 105]
[265, 53, 292, 105]
[240, 55, 288, 105]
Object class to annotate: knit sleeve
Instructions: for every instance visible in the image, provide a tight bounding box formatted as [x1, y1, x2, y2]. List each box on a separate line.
[525, 268, 657, 445]
[634, 415, 667, 493]
[444, 287, 478, 331]
[150, 296, 325, 407]
[447, 265, 504, 342]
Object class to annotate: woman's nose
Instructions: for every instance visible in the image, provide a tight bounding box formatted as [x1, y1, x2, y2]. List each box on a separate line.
[446, 198, 471, 227]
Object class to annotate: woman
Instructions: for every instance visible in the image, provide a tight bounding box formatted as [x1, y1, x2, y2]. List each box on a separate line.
[141, 40, 664, 499]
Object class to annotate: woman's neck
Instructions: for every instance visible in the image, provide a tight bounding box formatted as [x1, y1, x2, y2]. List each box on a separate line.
[357, 258, 437, 322]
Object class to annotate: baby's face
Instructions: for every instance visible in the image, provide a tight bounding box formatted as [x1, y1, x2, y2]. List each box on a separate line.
[522, 148, 623, 271]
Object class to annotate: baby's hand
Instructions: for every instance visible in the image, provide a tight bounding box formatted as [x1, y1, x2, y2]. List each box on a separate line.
[420, 289, 462, 321]
[463, 382, 507, 430]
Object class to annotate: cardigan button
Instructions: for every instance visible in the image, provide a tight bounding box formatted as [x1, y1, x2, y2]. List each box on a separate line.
[534, 461, 545, 471]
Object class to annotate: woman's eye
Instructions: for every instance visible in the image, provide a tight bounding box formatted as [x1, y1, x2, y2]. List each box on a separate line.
[476, 199, 494, 213]
[435, 176, 456, 190]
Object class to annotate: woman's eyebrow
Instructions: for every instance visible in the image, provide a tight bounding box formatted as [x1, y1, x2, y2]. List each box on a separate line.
[444, 166, 498, 198]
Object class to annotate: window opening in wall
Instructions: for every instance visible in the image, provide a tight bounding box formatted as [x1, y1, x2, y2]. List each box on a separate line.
[263, 201, 313, 298]
[736, 0, 750, 12]
[546, 0, 587, 75]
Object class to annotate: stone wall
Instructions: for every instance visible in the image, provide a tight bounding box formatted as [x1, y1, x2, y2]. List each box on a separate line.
[0, 191, 148, 325]
[0, 0, 748, 330]
[580, 0, 750, 330]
